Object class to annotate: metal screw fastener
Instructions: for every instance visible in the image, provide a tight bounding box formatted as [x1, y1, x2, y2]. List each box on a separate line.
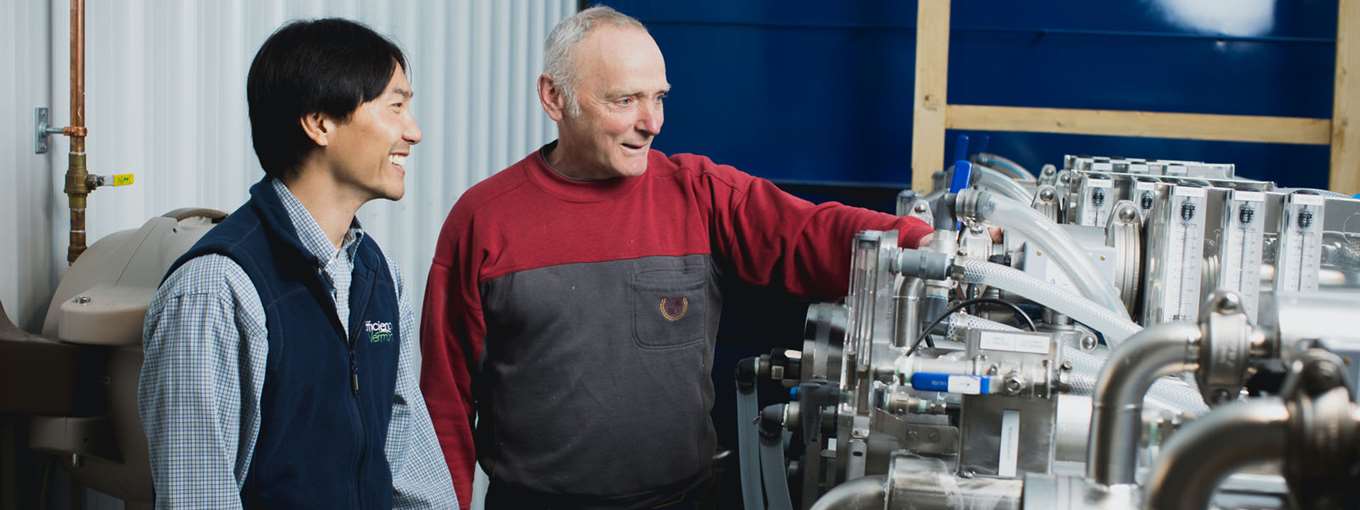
[1181, 202, 1196, 221]
[75, 295, 91, 304]
[1091, 188, 1106, 207]
[1080, 335, 1098, 351]
[1213, 293, 1242, 313]
[1060, 361, 1074, 372]
[1005, 375, 1023, 394]
[1039, 188, 1056, 202]
[1140, 192, 1154, 210]
[1239, 206, 1254, 225]
[1299, 209, 1314, 229]
[1118, 206, 1138, 223]
[913, 203, 928, 214]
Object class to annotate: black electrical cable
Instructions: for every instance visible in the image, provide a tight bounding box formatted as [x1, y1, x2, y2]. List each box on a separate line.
[905, 297, 1037, 358]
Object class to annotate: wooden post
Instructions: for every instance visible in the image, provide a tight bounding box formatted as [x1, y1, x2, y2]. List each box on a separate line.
[910, 0, 950, 192]
[1332, 0, 1360, 194]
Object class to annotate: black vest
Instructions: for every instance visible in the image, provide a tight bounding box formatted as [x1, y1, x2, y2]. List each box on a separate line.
[167, 179, 401, 509]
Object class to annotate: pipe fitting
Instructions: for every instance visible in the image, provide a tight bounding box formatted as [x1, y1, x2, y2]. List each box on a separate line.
[954, 188, 996, 223]
[1144, 398, 1291, 510]
[1196, 291, 1262, 406]
[1086, 322, 1202, 486]
[890, 249, 954, 281]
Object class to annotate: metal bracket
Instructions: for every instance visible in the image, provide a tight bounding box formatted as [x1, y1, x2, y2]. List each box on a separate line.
[34, 106, 65, 154]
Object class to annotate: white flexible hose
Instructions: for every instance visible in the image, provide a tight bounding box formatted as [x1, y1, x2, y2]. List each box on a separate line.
[986, 194, 1129, 316]
[959, 258, 1141, 345]
[1065, 346, 1209, 415]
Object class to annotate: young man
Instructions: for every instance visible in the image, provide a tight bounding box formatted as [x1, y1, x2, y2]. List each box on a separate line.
[420, 6, 934, 509]
[139, 19, 456, 509]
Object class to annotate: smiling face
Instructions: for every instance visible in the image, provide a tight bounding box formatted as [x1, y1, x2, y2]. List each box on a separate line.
[544, 25, 669, 180]
[323, 65, 423, 201]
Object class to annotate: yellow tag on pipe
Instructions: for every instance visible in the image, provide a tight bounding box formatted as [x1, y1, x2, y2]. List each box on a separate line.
[112, 173, 135, 186]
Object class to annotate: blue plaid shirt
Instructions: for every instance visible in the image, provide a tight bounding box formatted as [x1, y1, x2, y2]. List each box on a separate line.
[138, 179, 457, 509]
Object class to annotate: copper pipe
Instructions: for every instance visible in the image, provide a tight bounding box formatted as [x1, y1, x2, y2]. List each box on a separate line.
[62, 0, 89, 265]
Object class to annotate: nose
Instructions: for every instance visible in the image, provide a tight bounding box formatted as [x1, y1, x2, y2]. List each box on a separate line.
[635, 100, 663, 137]
[403, 113, 423, 145]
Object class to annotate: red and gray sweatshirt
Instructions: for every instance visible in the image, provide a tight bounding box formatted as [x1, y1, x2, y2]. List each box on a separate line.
[419, 143, 933, 507]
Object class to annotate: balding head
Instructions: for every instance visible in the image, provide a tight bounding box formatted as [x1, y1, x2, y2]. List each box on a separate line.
[542, 6, 649, 117]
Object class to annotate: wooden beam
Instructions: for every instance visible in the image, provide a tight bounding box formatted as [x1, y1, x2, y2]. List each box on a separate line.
[910, 0, 949, 192]
[946, 105, 1331, 146]
[1332, 0, 1360, 194]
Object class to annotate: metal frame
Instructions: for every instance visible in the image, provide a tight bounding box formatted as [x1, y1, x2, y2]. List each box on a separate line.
[910, 0, 1360, 195]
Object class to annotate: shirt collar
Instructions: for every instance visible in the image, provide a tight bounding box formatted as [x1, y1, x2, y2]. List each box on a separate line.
[270, 178, 366, 265]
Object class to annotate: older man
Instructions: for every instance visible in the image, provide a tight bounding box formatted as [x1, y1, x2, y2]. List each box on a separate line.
[420, 6, 933, 509]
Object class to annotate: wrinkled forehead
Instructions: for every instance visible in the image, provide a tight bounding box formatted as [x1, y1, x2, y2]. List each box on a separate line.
[574, 26, 668, 94]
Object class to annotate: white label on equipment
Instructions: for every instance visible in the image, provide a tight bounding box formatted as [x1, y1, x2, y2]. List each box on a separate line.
[979, 331, 1051, 355]
[999, 410, 1020, 477]
[947, 375, 982, 395]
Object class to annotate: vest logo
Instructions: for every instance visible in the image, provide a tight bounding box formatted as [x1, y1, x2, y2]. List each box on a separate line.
[364, 321, 394, 343]
[658, 296, 688, 322]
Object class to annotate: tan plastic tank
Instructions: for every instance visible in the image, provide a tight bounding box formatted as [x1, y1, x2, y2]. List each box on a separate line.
[18, 208, 223, 508]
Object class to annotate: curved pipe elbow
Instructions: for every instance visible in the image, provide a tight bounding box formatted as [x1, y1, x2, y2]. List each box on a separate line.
[810, 475, 886, 510]
[1087, 322, 1203, 485]
[1144, 398, 1290, 510]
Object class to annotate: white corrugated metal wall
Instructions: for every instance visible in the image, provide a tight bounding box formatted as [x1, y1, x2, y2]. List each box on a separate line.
[1, 1, 53, 335]
[48, 0, 571, 330]
[8, 1, 574, 508]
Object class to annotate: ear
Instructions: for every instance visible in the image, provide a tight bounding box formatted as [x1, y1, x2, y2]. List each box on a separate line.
[538, 74, 566, 123]
[299, 112, 335, 147]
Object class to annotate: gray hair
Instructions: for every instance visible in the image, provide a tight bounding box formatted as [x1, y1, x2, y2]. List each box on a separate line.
[543, 5, 647, 117]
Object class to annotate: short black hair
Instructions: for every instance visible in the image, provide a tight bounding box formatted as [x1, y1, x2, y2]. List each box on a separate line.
[246, 18, 408, 180]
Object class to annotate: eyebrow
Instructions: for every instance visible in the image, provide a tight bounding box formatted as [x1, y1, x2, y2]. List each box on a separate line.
[391, 88, 414, 99]
[607, 86, 671, 98]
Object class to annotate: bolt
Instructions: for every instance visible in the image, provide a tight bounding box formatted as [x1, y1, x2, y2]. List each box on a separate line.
[1039, 188, 1056, 202]
[1239, 206, 1254, 225]
[1213, 293, 1242, 313]
[75, 295, 91, 304]
[987, 364, 1000, 375]
[1118, 205, 1137, 223]
[913, 202, 928, 214]
[1081, 335, 1098, 351]
[1181, 202, 1196, 221]
[1299, 209, 1314, 229]
[1060, 361, 1074, 372]
[1005, 376, 1023, 394]
[1140, 192, 1154, 210]
[1092, 188, 1106, 207]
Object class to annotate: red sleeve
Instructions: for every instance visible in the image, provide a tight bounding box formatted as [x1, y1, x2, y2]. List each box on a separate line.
[419, 203, 485, 509]
[688, 155, 934, 300]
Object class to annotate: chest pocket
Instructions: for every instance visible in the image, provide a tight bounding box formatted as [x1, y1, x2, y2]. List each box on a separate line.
[631, 269, 707, 349]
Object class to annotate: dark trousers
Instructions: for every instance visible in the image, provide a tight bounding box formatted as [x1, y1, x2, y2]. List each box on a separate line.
[484, 473, 716, 510]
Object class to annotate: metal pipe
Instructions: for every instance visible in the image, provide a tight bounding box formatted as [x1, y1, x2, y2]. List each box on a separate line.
[63, 0, 90, 265]
[1086, 322, 1202, 486]
[893, 277, 925, 348]
[1143, 398, 1290, 510]
[809, 475, 886, 510]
